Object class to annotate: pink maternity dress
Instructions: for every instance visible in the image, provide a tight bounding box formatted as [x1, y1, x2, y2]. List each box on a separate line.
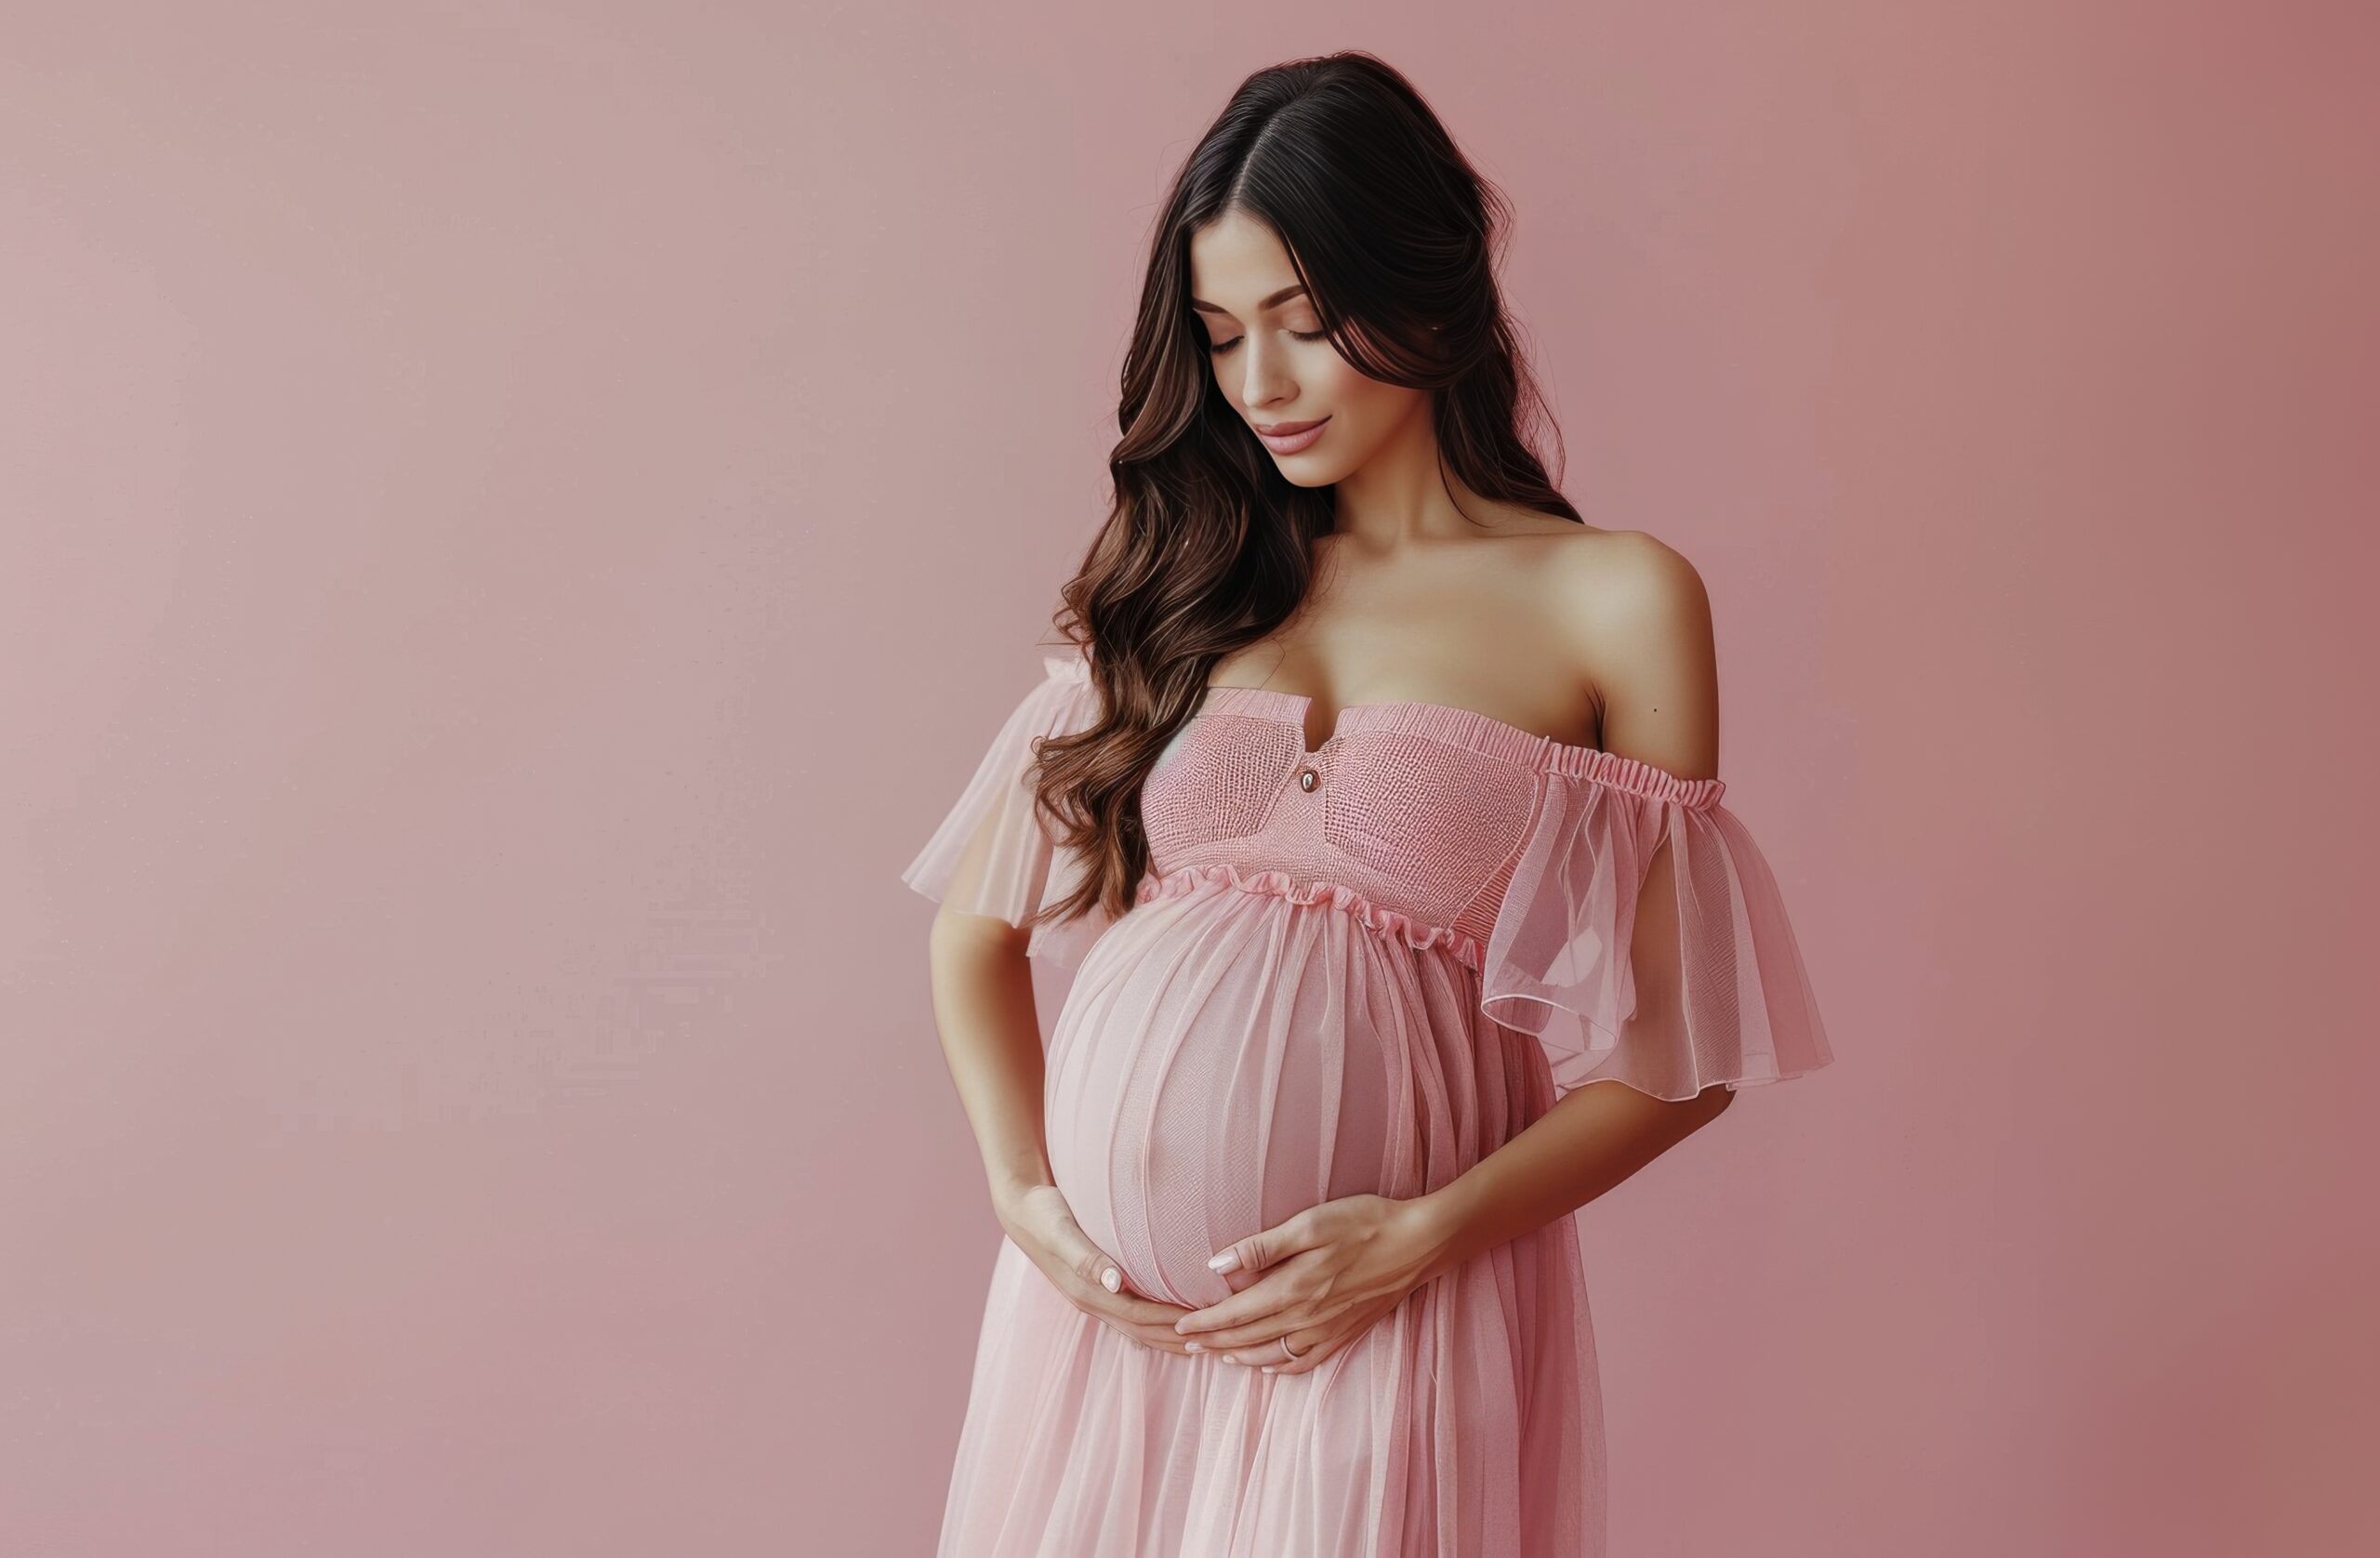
[902, 648, 1833, 1557]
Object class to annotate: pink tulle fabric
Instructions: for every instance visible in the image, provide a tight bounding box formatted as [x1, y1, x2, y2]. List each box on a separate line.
[902, 648, 1833, 1556]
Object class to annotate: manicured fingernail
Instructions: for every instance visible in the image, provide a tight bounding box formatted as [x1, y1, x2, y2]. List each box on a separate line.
[1260, 1365, 1276, 1374]
[1101, 1267, 1120, 1292]
[1208, 1249, 1240, 1274]
[1183, 1340, 1203, 1353]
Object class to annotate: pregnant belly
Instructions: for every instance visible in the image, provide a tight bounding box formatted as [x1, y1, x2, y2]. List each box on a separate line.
[1042, 890, 1428, 1309]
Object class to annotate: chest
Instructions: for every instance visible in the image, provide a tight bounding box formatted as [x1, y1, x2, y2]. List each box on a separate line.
[1136, 702, 1550, 927]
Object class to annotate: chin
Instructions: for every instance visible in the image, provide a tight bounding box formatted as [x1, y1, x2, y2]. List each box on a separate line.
[1273, 448, 1366, 487]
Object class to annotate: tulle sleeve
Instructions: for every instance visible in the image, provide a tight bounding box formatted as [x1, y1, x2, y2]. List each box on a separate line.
[1477, 762, 1834, 1102]
[899, 650, 1117, 969]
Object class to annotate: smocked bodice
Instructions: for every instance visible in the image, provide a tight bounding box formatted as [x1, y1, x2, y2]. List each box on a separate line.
[1137, 682, 1723, 969]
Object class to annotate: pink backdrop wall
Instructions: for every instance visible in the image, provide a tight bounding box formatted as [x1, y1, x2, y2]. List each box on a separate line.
[5, 4, 2373, 1554]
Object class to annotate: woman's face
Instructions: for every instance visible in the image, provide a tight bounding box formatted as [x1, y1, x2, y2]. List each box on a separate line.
[1187, 210, 1427, 488]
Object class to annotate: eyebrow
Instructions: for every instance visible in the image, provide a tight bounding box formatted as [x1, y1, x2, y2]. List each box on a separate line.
[1189, 284, 1309, 316]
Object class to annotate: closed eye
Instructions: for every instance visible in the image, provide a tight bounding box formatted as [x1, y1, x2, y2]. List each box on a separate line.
[1208, 330, 1329, 355]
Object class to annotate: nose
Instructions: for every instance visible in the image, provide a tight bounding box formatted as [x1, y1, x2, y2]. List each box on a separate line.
[1236, 334, 1294, 414]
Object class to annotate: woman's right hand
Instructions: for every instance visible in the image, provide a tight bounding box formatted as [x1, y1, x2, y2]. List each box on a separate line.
[995, 1182, 1199, 1353]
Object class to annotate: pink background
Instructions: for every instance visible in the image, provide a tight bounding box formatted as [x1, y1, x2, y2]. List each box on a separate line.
[6, 4, 2374, 1554]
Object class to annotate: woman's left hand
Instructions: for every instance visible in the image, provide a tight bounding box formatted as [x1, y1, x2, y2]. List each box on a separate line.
[1172, 1192, 1458, 1375]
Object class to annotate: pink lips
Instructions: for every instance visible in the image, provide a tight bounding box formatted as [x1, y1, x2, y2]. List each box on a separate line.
[1254, 416, 1329, 455]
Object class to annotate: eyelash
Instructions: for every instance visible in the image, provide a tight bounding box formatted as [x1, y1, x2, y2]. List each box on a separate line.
[1207, 330, 1329, 356]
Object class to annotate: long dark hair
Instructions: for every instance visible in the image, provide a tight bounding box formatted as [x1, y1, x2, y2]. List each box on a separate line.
[1030, 49, 1580, 934]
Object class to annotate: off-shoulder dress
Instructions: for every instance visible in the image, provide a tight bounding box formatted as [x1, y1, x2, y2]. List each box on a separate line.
[903, 648, 1833, 1557]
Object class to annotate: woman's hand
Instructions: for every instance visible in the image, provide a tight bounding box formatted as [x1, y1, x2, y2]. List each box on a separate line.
[1171, 1193, 1457, 1375]
[994, 1182, 1199, 1353]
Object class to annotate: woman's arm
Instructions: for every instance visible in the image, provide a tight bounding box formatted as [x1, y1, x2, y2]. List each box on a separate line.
[922, 909, 1057, 1208]
[1409, 1068, 1733, 1286]
[1409, 531, 1736, 1284]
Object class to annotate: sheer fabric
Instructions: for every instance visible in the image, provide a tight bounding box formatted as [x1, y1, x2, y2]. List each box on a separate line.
[901, 648, 1834, 1556]
[1476, 757, 1833, 1101]
[899, 651, 1114, 970]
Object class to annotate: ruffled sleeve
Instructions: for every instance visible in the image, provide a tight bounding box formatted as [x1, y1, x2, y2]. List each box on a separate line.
[1478, 762, 1834, 1102]
[899, 650, 1116, 969]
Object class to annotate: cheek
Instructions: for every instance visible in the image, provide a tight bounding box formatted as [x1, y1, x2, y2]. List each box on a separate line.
[1312, 373, 1421, 463]
[1302, 348, 1371, 403]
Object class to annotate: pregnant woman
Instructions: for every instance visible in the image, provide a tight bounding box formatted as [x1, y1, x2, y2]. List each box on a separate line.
[902, 52, 1834, 1557]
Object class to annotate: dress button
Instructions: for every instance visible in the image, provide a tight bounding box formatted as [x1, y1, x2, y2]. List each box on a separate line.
[1297, 766, 1319, 792]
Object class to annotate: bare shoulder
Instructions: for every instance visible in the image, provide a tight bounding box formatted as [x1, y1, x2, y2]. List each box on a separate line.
[1546, 527, 1719, 775]
[1555, 527, 1711, 637]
